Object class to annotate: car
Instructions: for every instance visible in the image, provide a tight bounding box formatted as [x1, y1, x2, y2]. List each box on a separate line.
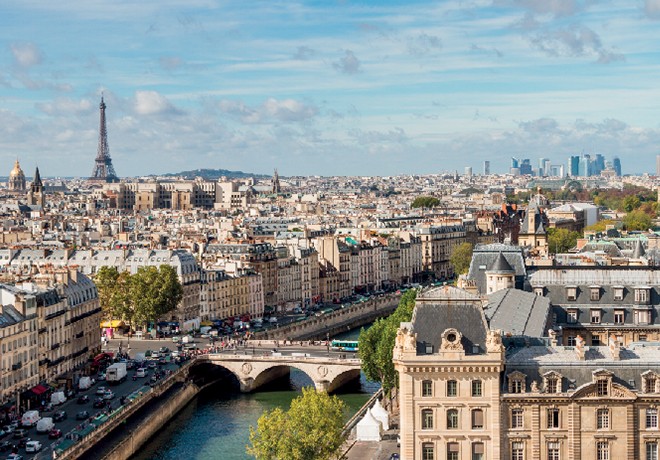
[148, 361, 158, 369]
[96, 386, 107, 395]
[159, 346, 170, 354]
[6, 454, 23, 460]
[12, 429, 27, 439]
[53, 410, 67, 422]
[48, 429, 62, 440]
[103, 390, 114, 400]
[1, 426, 13, 435]
[17, 437, 31, 449]
[93, 398, 106, 408]
[136, 368, 147, 378]
[97, 372, 106, 381]
[389, 454, 400, 460]
[76, 411, 89, 420]
[126, 360, 135, 369]
[172, 336, 180, 343]
[0, 441, 11, 452]
[77, 395, 90, 404]
[25, 440, 42, 453]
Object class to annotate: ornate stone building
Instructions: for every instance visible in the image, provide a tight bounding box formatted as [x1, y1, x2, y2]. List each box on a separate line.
[395, 285, 660, 460]
[8, 159, 26, 192]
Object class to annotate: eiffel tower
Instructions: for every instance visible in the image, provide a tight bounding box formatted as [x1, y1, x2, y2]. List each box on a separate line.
[90, 96, 119, 182]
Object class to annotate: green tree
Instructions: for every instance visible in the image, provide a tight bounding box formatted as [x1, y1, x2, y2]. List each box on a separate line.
[449, 242, 473, 275]
[95, 266, 120, 320]
[247, 387, 347, 460]
[584, 220, 616, 233]
[623, 195, 641, 212]
[623, 210, 653, 231]
[359, 290, 416, 393]
[411, 196, 440, 209]
[547, 228, 580, 254]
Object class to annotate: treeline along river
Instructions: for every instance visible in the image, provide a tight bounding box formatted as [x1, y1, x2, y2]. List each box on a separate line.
[132, 327, 377, 460]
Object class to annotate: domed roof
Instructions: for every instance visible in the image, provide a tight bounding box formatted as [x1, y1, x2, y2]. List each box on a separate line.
[10, 159, 24, 178]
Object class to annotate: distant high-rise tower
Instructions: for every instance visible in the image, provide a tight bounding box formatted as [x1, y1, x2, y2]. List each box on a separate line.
[613, 157, 622, 177]
[271, 169, 281, 194]
[483, 161, 490, 175]
[90, 96, 119, 182]
[656, 155, 660, 176]
[568, 155, 580, 176]
[464, 166, 473, 177]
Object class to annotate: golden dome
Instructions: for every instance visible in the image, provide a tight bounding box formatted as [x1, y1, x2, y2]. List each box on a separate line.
[10, 159, 24, 178]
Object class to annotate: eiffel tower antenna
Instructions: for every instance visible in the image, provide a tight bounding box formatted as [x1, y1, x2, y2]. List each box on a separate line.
[90, 94, 119, 182]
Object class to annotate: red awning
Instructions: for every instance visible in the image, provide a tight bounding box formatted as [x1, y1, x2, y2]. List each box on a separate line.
[31, 385, 48, 395]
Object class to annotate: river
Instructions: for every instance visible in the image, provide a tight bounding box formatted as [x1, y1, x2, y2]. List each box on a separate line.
[133, 327, 377, 460]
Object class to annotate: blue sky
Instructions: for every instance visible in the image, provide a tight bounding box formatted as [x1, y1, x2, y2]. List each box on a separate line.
[1, 0, 660, 178]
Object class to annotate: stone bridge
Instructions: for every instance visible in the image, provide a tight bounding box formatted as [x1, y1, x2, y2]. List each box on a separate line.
[195, 353, 362, 393]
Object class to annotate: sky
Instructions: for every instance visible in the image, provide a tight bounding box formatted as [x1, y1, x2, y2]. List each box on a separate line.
[1, 0, 660, 178]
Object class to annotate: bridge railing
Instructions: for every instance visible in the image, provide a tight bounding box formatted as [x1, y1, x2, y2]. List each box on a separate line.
[203, 352, 361, 365]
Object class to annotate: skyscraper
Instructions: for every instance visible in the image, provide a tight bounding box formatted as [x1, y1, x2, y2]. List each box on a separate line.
[90, 96, 119, 182]
[613, 157, 622, 177]
[483, 161, 490, 175]
[568, 156, 580, 176]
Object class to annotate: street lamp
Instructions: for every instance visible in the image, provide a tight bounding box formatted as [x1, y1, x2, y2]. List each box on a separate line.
[326, 332, 330, 356]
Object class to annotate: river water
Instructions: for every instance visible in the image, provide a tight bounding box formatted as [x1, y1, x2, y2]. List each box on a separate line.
[134, 327, 377, 460]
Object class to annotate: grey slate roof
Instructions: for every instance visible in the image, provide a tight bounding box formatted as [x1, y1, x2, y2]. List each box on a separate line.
[488, 252, 515, 273]
[485, 289, 551, 337]
[412, 286, 488, 355]
[467, 243, 526, 294]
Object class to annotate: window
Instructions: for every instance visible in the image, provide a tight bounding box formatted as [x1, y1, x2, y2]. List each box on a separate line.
[647, 442, 658, 460]
[597, 441, 610, 460]
[447, 442, 459, 460]
[614, 310, 624, 324]
[566, 287, 577, 301]
[547, 442, 560, 460]
[590, 287, 600, 301]
[640, 335, 649, 342]
[422, 380, 433, 397]
[596, 379, 609, 396]
[472, 442, 484, 460]
[636, 310, 651, 326]
[592, 335, 601, 346]
[422, 409, 434, 429]
[591, 310, 601, 324]
[447, 380, 457, 397]
[546, 376, 559, 393]
[511, 379, 523, 393]
[567, 335, 576, 346]
[567, 310, 578, 324]
[547, 408, 560, 429]
[447, 409, 459, 429]
[511, 409, 524, 429]
[472, 380, 482, 397]
[512, 442, 524, 460]
[645, 376, 657, 394]
[647, 408, 658, 429]
[472, 409, 484, 429]
[422, 443, 435, 460]
[636, 288, 650, 303]
[597, 408, 610, 429]
[614, 287, 624, 301]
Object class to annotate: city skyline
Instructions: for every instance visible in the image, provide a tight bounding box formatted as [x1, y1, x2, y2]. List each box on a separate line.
[1, 1, 660, 177]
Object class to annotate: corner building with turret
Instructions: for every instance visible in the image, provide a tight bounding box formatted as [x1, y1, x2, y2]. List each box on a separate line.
[394, 286, 660, 460]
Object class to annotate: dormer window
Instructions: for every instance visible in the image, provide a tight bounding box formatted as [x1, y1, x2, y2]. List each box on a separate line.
[567, 309, 578, 324]
[508, 371, 527, 394]
[635, 287, 651, 304]
[534, 286, 544, 296]
[593, 370, 613, 396]
[543, 371, 562, 394]
[590, 286, 601, 301]
[635, 309, 652, 326]
[643, 371, 658, 394]
[591, 309, 601, 324]
[613, 286, 624, 301]
[597, 379, 609, 396]
[566, 286, 577, 301]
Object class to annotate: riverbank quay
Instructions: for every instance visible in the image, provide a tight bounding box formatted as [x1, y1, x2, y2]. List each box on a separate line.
[256, 292, 401, 341]
[53, 360, 196, 460]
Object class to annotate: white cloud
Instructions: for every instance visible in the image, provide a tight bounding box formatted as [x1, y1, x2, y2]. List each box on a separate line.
[10, 42, 43, 68]
[36, 97, 94, 116]
[133, 91, 181, 116]
[645, 0, 660, 18]
[528, 24, 625, 63]
[217, 98, 318, 124]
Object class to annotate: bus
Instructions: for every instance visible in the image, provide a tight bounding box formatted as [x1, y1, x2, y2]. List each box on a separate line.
[330, 340, 359, 352]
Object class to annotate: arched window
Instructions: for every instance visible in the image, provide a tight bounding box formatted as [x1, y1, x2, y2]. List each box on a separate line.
[447, 409, 459, 429]
[421, 409, 434, 429]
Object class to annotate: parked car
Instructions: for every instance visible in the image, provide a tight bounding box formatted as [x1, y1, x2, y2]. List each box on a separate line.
[77, 395, 90, 404]
[53, 410, 67, 422]
[76, 411, 89, 420]
[48, 429, 62, 439]
[25, 440, 42, 453]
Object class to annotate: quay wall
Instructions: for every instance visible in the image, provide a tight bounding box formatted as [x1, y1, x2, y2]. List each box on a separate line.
[259, 293, 401, 341]
[101, 383, 199, 460]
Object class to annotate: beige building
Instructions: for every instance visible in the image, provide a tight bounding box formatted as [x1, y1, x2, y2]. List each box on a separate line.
[200, 269, 264, 321]
[395, 285, 660, 460]
[417, 225, 467, 279]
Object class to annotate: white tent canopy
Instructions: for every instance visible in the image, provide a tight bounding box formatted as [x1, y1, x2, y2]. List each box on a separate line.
[355, 408, 382, 441]
[371, 398, 390, 431]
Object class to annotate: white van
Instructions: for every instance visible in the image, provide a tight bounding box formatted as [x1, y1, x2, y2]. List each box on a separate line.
[136, 368, 147, 378]
[21, 410, 40, 427]
[78, 376, 92, 390]
[51, 391, 66, 405]
[36, 417, 54, 433]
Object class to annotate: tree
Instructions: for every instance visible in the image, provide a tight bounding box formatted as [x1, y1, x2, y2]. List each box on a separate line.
[623, 210, 653, 231]
[247, 387, 347, 460]
[95, 266, 120, 319]
[547, 228, 580, 254]
[411, 196, 440, 209]
[584, 220, 616, 233]
[449, 242, 473, 275]
[359, 290, 416, 393]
